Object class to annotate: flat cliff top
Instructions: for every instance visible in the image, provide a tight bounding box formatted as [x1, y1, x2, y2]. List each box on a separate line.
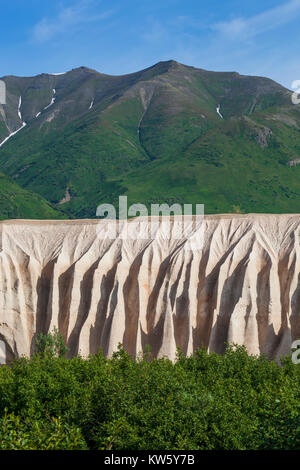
[2, 213, 300, 224]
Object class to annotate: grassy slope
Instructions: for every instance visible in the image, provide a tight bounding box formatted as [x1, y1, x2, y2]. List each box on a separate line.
[0, 172, 66, 220]
[122, 110, 300, 214]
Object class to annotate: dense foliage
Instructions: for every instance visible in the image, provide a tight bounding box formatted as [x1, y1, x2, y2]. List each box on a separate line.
[0, 336, 299, 450]
[0, 172, 66, 221]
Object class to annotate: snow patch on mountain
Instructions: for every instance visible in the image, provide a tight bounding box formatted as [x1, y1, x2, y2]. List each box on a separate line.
[216, 104, 224, 119]
[0, 122, 26, 148]
[43, 89, 56, 111]
[0, 96, 27, 148]
[35, 89, 56, 118]
[18, 96, 22, 120]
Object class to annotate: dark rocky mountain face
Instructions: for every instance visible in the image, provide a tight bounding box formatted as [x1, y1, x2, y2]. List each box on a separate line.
[0, 61, 300, 219]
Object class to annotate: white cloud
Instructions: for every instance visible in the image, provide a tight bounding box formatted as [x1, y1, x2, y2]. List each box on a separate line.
[32, 0, 114, 42]
[213, 0, 300, 40]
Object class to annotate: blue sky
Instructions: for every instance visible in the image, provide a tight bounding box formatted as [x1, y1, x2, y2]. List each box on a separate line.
[0, 0, 300, 88]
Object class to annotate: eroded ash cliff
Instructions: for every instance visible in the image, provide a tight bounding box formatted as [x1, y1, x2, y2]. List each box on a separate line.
[0, 215, 299, 363]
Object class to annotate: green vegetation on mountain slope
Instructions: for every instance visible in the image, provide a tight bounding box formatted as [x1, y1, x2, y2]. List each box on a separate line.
[1, 61, 300, 218]
[0, 172, 66, 220]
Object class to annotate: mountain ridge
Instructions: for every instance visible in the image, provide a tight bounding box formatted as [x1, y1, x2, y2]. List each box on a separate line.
[0, 60, 299, 219]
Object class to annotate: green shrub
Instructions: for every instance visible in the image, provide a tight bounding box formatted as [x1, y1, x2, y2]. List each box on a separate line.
[0, 410, 87, 450]
[34, 327, 68, 358]
[0, 340, 299, 450]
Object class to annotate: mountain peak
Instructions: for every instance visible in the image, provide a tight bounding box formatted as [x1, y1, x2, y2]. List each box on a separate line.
[0, 60, 296, 220]
[70, 66, 100, 75]
[154, 59, 183, 70]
